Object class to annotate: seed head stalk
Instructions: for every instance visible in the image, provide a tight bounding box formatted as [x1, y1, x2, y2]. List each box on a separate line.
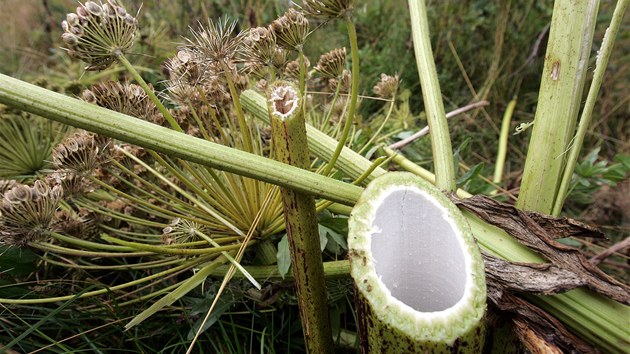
[322, 13, 360, 176]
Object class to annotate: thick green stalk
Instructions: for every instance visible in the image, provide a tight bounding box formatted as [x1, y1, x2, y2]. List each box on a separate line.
[268, 82, 334, 354]
[350, 173, 486, 352]
[408, 0, 456, 191]
[493, 98, 517, 185]
[0, 74, 361, 206]
[322, 15, 361, 176]
[517, 0, 599, 212]
[552, 0, 629, 216]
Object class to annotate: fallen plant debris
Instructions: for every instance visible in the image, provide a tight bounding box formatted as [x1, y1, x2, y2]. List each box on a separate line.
[450, 194, 630, 305]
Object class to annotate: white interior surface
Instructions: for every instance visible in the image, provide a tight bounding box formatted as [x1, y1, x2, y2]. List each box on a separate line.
[371, 189, 467, 312]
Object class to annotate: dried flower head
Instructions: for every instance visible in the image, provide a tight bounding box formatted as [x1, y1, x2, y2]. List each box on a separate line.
[0, 180, 63, 246]
[52, 209, 100, 240]
[185, 18, 245, 73]
[302, 0, 354, 20]
[314, 47, 346, 79]
[0, 179, 18, 196]
[284, 56, 311, 80]
[61, 0, 139, 70]
[46, 171, 92, 199]
[328, 69, 351, 92]
[270, 9, 309, 51]
[162, 218, 208, 244]
[82, 81, 164, 125]
[52, 131, 110, 175]
[373, 73, 400, 99]
[242, 26, 277, 66]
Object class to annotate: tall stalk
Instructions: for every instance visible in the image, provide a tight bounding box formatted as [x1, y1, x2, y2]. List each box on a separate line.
[267, 82, 334, 354]
[552, 0, 630, 216]
[517, 0, 599, 212]
[408, 0, 456, 191]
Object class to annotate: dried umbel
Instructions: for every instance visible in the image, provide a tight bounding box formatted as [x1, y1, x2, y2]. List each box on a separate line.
[46, 171, 92, 199]
[185, 18, 245, 73]
[328, 69, 351, 92]
[302, 0, 355, 20]
[284, 56, 311, 80]
[314, 47, 346, 80]
[52, 131, 110, 175]
[0, 179, 18, 196]
[162, 218, 208, 244]
[243, 27, 277, 67]
[61, 0, 139, 70]
[373, 73, 400, 99]
[0, 181, 63, 246]
[82, 81, 164, 125]
[270, 8, 309, 51]
[53, 210, 100, 240]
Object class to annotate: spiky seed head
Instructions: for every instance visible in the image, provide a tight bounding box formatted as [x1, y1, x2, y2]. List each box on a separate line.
[284, 56, 311, 80]
[184, 18, 245, 73]
[52, 131, 110, 175]
[81, 81, 164, 125]
[162, 218, 208, 244]
[0, 181, 63, 246]
[60, 0, 138, 70]
[302, 0, 355, 19]
[270, 9, 309, 51]
[373, 73, 400, 99]
[314, 47, 346, 79]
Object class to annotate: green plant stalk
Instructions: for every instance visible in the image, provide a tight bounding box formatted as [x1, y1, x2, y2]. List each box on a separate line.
[493, 98, 517, 184]
[517, 0, 599, 212]
[1, 76, 628, 352]
[321, 15, 361, 177]
[240, 89, 387, 184]
[349, 173, 486, 352]
[268, 82, 334, 354]
[408, 0, 456, 191]
[209, 260, 351, 280]
[117, 54, 183, 133]
[552, 0, 629, 216]
[0, 74, 361, 206]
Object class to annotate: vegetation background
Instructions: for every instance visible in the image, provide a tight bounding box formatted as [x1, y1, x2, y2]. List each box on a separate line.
[0, 0, 628, 352]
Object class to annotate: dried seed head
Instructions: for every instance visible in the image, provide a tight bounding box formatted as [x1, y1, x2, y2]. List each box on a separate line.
[270, 9, 309, 51]
[52, 209, 100, 240]
[328, 69, 351, 92]
[0, 181, 63, 246]
[242, 26, 277, 66]
[373, 73, 400, 99]
[162, 218, 208, 244]
[60, 0, 138, 70]
[315, 47, 346, 79]
[184, 18, 245, 72]
[46, 171, 92, 199]
[269, 83, 300, 118]
[81, 81, 164, 125]
[0, 179, 18, 196]
[284, 56, 310, 80]
[52, 131, 110, 175]
[302, 0, 354, 19]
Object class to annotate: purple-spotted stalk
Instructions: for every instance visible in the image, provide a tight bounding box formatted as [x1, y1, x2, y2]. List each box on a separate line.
[267, 81, 334, 354]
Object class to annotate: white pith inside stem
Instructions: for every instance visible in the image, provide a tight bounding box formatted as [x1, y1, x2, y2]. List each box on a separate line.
[370, 187, 471, 313]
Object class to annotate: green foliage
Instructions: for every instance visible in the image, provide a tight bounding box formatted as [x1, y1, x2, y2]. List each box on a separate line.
[569, 148, 630, 205]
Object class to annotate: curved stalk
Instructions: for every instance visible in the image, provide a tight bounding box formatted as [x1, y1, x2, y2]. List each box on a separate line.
[322, 15, 361, 176]
[408, 0, 456, 191]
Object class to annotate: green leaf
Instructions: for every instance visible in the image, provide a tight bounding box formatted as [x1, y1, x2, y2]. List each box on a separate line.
[318, 225, 329, 252]
[0, 246, 38, 277]
[457, 162, 484, 187]
[276, 234, 291, 279]
[614, 154, 630, 170]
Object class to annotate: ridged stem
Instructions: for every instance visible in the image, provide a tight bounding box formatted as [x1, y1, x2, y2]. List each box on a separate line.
[267, 81, 334, 354]
[492, 98, 517, 185]
[517, 0, 599, 212]
[408, 0, 456, 191]
[552, 0, 629, 216]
